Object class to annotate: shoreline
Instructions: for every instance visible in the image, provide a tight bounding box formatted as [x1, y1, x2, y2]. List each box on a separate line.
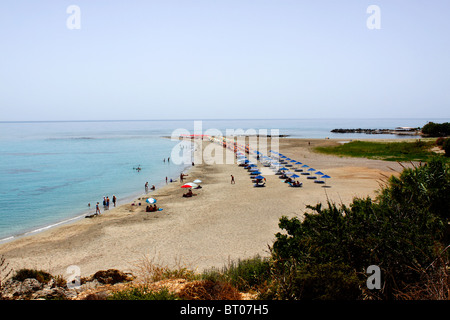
[0, 141, 195, 245]
[0, 137, 411, 277]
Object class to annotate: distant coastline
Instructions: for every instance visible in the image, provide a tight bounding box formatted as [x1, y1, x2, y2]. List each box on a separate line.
[331, 127, 421, 136]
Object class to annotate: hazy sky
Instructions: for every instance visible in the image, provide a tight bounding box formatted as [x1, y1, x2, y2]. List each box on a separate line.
[0, 0, 449, 121]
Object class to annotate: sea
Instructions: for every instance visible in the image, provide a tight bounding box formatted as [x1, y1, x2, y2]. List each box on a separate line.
[0, 118, 448, 242]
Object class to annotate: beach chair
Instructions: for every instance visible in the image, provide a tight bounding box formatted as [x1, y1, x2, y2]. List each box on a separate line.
[254, 182, 266, 187]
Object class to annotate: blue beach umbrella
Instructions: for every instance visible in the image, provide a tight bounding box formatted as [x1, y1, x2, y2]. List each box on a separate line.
[315, 171, 324, 175]
[295, 162, 302, 165]
[302, 165, 309, 168]
[250, 171, 261, 175]
[146, 198, 157, 204]
[279, 167, 288, 171]
[308, 168, 316, 172]
[291, 174, 300, 178]
[254, 175, 265, 180]
[322, 175, 331, 179]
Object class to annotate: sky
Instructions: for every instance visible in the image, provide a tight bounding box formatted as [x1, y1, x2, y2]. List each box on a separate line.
[0, 0, 449, 121]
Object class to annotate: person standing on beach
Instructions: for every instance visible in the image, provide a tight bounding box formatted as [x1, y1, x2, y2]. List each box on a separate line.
[112, 195, 116, 207]
[96, 202, 101, 215]
[106, 196, 110, 210]
[231, 175, 235, 184]
[145, 182, 149, 193]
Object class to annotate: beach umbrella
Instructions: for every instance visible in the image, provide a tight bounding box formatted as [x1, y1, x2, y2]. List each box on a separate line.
[250, 171, 261, 175]
[185, 182, 198, 187]
[249, 164, 257, 167]
[254, 175, 265, 180]
[291, 174, 300, 178]
[322, 175, 331, 179]
[193, 179, 202, 183]
[302, 165, 309, 168]
[146, 198, 157, 204]
[279, 167, 288, 171]
[315, 172, 324, 175]
[308, 168, 316, 172]
[181, 184, 193, 188]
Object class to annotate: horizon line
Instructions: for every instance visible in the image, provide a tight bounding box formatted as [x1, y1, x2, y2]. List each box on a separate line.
[1, 117, 448, 124]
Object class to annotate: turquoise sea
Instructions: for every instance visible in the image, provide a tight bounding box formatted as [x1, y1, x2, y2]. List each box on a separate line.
[0, 118, 447, 242]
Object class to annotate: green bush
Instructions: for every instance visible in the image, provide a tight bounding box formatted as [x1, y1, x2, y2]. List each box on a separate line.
[422, 122, 450, 137]
[108, 286, 178, 300]
[270, 158, 449, 300]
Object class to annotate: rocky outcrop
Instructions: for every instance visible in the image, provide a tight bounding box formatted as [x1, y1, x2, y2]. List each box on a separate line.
[1, 278, 77, 300]
[0, 269, 133, 300]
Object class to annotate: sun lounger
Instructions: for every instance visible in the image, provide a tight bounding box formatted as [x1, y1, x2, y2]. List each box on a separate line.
[307, 176, 317, 179]
[254, 183, 266, 187]
[288, 182, 302, 187]
[314, 180, 325, 184]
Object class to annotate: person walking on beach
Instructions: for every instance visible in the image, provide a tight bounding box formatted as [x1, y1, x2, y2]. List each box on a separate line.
[112, 195, 116, 207]
[96, 202, 101, 215]
[145, 182, 149, 193]
[106, 196, 110, 210]
[231, 175, 235, 184]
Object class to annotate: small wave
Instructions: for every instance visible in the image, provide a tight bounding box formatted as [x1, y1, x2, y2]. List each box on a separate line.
[21, 215, 85, 237]
[5, 168, 39, 174]
[46, 137, 96, 140]
[0, 236, 15, 243]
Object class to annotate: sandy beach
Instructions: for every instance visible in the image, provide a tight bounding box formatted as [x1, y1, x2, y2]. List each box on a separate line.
[0, 138, 408, 279]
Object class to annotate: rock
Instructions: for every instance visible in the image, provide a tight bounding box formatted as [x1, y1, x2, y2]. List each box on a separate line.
[1, 278, 42, 299]
[33, 286, 77, 300]
[91, 269, 133, 285]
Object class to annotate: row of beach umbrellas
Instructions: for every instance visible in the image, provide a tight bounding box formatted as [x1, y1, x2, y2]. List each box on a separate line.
[208, 135, 330, 185]
[269, 151, 331, 184]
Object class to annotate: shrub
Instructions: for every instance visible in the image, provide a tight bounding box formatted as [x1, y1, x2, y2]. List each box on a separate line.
[12, 269, 52, 284]
[422, 122, 450, 137]
[108, 286, 178, 300]
[177, 280, 241, 300]
[201, 255, 271, 291]
[270, 158, 449, 300]
[436, 137, 445, 146]
[443, 138, 450, 157]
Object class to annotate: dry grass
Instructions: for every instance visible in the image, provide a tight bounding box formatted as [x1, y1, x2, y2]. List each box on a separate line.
[177, 280, 242, 300]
